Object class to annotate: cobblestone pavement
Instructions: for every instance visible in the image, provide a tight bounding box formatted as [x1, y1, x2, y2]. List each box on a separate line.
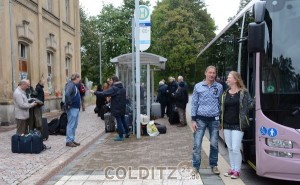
[46, 118, 205, 185]
[0, 105, 104, 185]
[1, 102, 246, 185]
[45, 113, 235, 185]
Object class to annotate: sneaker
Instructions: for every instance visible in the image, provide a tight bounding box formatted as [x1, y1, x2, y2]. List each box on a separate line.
[114, 136, 124, 141]
[125, 134, 130, 138]
[231, 171, 240, 179]
[224, 169, 234, 177]
[66, 142, 77, 147]
[211, 166, 220, 175]
[73, 141, 80, 146]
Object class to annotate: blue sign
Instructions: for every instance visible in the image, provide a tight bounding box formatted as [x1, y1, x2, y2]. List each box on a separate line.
[139, 23, 151, 27]
[268, 128, 278, 137]
[260, 126, 267, 136]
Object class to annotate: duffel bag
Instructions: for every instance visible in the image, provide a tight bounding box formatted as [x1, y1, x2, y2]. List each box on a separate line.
[11, 131, 44, 154]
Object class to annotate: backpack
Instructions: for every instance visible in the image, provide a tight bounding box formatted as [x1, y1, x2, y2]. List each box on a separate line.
[79, 84, 85, 94]
[59, 112, 68, 135]
[48, 118, 60, 135]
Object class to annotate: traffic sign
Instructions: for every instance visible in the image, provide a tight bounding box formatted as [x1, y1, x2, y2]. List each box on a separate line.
[139, 5, 151, 51]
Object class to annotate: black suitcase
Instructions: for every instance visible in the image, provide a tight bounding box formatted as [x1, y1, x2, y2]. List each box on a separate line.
[155, 123, 167, 134]
[125, 114, 133, 133]
[12, 131, 44, 154]
[104, 113, 115, 133]
[168, 111, 180, 125]
[42, 118, 49, 140]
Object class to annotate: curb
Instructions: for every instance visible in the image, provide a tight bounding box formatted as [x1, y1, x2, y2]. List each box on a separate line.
[21, 126, 106, 185]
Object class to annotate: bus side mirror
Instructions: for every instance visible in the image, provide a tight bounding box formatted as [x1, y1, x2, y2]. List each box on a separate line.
[248, 22, 265, 53]
[253, 1, 266, 23]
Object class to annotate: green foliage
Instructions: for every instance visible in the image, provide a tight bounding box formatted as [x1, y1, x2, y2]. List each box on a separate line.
[80, 0, 149, 85]
[80, 0, 216, 87]
[149, 0, 216, 84]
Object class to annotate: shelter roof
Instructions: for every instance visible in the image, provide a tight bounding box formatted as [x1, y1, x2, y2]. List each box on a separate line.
[110, 52, 167, 69]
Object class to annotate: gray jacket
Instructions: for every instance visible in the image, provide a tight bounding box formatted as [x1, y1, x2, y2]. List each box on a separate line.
[221, 88, 254, 131]
[13, 86, 35, 120]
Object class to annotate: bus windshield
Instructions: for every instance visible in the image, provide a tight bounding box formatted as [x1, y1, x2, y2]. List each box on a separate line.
[261, 0, 300, 129]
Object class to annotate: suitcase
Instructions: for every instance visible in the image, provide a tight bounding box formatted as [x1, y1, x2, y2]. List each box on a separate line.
[125, 114, 134, 133]
[168, 111, 180, 125]
[151, 103, 161, 118]
[104, 113, 116, 133]
[42, 118, 49, 140]
[11, 131, 44, 154]
[155, 123, 167, 134]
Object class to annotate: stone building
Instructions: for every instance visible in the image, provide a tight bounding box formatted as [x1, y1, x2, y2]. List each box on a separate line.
[0, 0, 81, 124]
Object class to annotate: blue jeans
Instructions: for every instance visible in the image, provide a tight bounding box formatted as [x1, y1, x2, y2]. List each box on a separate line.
[66, 108, 79, 143]
[192, 119, 220, 170]
[115, 115, 128, 138]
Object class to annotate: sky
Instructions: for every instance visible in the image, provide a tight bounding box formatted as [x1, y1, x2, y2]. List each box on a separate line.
[79, 0, 240, 34]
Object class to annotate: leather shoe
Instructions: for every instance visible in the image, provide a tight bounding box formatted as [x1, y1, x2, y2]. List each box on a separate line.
[73, 141, 80, 146]
[66, 142, 77, 147]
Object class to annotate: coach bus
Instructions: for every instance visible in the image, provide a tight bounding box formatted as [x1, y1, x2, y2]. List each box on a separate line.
[196, 0, 300, 181]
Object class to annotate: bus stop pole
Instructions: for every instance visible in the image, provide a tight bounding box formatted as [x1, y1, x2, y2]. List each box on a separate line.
[131, 18, 136, 136]
[147, 64, 150, 116]
[135, 0, 141, 139]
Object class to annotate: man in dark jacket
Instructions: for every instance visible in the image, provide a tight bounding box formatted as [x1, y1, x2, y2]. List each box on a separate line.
[95, 84, 106, 119]
[77, 80, 86, 111]
[166, 77, 178, 117]
[36, 79, 45, 104]
[28, 79, 45, 132]
[157, 80, 168, 118]
[92, 76, 129, 141]
[174, 76, 189, 127]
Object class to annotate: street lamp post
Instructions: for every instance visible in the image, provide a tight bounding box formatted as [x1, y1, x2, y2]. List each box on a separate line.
[99, 34, 102, 84]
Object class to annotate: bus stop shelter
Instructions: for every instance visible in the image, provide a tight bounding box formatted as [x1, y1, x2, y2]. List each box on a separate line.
[110, 52, 167, 138]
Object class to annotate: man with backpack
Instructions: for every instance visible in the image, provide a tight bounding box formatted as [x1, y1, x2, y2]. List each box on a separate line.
[77, 80, 86, 111]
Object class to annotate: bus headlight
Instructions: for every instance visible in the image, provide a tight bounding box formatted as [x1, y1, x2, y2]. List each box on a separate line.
[265, 150, 293, 158]
[266, 138, 293, 149]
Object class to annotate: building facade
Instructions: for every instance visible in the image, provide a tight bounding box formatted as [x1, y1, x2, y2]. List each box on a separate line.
[0, 0, 81, 124]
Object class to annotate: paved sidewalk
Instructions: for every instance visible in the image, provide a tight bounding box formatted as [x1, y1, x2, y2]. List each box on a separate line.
[45, 116, 229, 185]
[0, 106, 104, 185]
[0, 103, 246, 185]
[46, 118, 202, 184]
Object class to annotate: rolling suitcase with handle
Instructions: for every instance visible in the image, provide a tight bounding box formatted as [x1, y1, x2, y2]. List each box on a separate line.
[104, 113, 116, 133]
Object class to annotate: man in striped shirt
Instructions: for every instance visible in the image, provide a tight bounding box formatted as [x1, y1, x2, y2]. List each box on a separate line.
[191, 66, 223, 175]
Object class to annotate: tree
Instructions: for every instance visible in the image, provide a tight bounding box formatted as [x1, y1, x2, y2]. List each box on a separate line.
[80, 8, 101, 84]
[149, 0, 216, 84]
[80, 0, 150, 85]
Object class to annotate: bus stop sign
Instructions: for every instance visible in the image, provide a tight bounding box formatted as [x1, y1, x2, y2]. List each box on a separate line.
[139, 5, 151, 51]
